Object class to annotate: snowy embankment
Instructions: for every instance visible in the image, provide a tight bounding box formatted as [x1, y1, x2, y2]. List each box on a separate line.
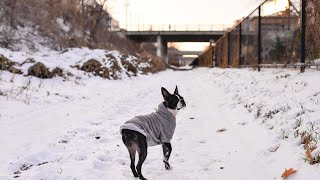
[0, 47, 160, 82]
[211, 68, 320, 164]
[1, 60, 320, 179]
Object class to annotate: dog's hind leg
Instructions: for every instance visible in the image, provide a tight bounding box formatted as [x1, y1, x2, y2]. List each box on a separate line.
[122, 130, 139, 178]
[128, 145, 139, 177]
[136, 134, 148, 180]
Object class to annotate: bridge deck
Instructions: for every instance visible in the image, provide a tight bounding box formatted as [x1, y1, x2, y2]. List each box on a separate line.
[126, 30, 225, 42]
[126, 31, 225, 35]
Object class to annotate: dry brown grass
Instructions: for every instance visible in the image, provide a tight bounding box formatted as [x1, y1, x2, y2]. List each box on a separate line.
[138, 52, 166, 74]
[198, 46, 213, 67]
[0, 54, 23, 74]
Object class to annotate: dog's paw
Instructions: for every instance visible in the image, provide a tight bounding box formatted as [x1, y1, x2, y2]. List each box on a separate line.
[164, 162, 172, 170]
[163, 160, 172, 170]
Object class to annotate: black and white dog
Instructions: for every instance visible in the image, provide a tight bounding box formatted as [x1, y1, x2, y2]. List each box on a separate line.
[120, 86, 186, 180]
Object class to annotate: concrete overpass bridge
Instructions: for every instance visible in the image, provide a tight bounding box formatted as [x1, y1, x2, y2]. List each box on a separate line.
[124, 24, 226, 62]
[176, 51, 203, 56]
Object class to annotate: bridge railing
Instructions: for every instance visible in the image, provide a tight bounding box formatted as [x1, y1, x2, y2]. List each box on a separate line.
[126, 24, 229, 31]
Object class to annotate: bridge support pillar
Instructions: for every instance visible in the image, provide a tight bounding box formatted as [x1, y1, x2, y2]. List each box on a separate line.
[156, 35, 168, 64]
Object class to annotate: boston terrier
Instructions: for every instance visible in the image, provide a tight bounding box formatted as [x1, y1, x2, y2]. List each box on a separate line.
[120, 86, 186, 180]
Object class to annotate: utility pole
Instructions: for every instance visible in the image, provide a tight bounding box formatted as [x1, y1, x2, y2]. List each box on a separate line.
[125, 0, 128, 30]
[300, 0, 306, 73]
[258, 6, 261, 72]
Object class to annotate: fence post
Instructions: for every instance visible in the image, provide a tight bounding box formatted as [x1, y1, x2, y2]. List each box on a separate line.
[227, 32, 231, 67]
[220, 42, 223, 67]
[239, 23, 242, 67]
[258, 6, 262, 71]
[300, 0, 306, 73]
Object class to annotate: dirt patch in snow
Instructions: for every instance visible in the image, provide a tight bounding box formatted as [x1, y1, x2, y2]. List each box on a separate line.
[216, 128, 227, 133]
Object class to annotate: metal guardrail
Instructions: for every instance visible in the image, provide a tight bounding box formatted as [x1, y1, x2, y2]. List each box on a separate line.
[125, 24, 229, 31]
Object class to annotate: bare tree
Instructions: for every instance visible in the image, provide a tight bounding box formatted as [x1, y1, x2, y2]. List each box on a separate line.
[0, 0, 17, 48]
[306, 0, 320, 60]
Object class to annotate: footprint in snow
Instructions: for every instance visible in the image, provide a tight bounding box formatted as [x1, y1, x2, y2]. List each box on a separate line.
[89, 121, 103, 126]
[96, 154, 112, 162]
[87, 129, 108, 139]
[93, 159, 107, 170]
[74, 152, 88, 161]
[58, 134, 75, 144]
[115, 158, 127, 165]
[68, 127, 90, 134]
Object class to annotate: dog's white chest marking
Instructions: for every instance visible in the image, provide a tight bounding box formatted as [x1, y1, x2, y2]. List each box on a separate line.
[168, 109, 179, 116]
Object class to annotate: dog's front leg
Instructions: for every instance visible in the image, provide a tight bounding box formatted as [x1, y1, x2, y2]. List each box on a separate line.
[162, 143, 172, 170]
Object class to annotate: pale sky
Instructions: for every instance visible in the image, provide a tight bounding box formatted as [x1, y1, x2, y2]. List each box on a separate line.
[106, 0, 267, 27]
[103, 0, 286, 51]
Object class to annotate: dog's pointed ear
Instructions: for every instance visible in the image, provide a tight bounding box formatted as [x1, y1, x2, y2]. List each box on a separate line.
[174, 85, 179, 94]
[161, 87, 170, 100]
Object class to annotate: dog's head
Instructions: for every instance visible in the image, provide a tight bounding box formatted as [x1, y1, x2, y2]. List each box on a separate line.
[161, 86, 186, 111]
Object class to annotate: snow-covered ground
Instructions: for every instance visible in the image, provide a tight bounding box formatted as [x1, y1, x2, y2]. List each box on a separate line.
[1, 66, 320, 179]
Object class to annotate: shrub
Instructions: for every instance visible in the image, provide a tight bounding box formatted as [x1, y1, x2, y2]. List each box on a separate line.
[80, 59, 109, 79]
[27, 62, 52, 78]
[106, 54, 121, 79]
[120, 55, 137, 76]
[51, 67, 64, 77]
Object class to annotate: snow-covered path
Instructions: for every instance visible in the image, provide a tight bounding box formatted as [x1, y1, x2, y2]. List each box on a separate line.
[152, 72, 275, 180]
[1, 68, 319, 180]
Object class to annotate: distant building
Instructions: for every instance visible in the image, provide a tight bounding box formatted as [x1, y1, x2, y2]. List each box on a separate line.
[249, 16, 298, 32]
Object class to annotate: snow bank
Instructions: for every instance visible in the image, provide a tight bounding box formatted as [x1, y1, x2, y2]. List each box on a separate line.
[210, 68, 320, 163]
[0, 47, 156, 80]
[0, 47, 163, 105]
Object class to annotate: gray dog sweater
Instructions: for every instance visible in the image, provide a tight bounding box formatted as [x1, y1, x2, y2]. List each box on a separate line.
[120, 103, 176, 146]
